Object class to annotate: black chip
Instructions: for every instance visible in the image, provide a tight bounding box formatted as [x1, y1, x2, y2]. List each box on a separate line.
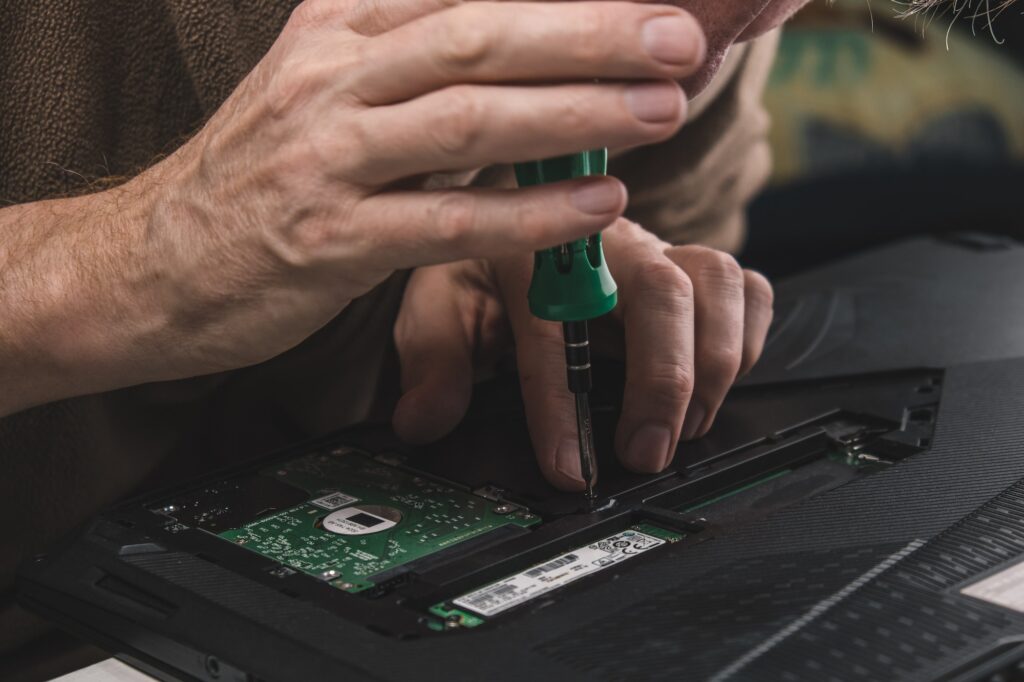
[348, 512, 385, 528]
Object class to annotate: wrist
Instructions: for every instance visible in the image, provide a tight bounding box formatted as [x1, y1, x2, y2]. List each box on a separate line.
[0, 174, 175, 415]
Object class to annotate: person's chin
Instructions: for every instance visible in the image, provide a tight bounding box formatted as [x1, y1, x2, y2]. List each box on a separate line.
[679, 46, 730, 97]
[737, 0, 810, 42]
[681, 0, 810, 98]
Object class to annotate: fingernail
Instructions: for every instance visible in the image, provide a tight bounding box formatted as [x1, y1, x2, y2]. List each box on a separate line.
[624, 424, 673, 473]
[555, 437, 584, 483]
[570, 178, 623, 215]
[681, 404, 706, 441]
[625, 82, 683, 123]
[642, 15, 702, 66]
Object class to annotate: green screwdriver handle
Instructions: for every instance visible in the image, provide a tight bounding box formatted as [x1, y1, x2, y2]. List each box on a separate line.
[513, 150, 619, 322]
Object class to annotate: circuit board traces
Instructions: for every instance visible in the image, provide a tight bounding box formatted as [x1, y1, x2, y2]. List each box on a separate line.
[219, 449, 538, 592]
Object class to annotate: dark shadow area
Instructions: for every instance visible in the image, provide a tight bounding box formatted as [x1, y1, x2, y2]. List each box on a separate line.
[743, 162, 1024, 279]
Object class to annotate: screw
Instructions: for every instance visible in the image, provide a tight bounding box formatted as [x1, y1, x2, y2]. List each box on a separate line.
[204, 656, 221, 679]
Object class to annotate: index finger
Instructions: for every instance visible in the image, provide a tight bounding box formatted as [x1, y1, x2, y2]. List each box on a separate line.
[494, 254, 590, 491]
[348, 2, 705, 105]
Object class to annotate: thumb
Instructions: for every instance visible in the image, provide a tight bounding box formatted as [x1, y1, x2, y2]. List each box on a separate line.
[392, 265, 474, 444]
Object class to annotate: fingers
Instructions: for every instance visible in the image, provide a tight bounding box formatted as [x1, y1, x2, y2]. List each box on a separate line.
[344, 177, 627, 272]
[349, 2, 705, 105]
[603, 221, 695, 473]
[494, 256, 590, 492]
[342, 81, 686, 185]
[664, 245, 747, 442]
[739, 269, 774, 376]
[603, 227, 772, 474]
[392, 265, 475, 443]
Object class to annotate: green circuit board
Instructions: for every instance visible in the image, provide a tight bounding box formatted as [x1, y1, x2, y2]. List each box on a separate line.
[219, 449, 539, 592]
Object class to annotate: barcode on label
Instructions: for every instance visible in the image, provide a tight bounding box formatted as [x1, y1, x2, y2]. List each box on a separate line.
[311, 492, 358, 510]
[524, 554, 578, 578]
[453, 529, 666, 617]
[459, 583, 521, 611]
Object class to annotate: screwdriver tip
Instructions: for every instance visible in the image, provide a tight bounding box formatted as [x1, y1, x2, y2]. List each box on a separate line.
[574, 392, 598, 506]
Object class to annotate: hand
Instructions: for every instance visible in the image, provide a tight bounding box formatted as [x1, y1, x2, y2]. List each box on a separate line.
[134, 0, 707, 380]
[393, 220, 774, 490]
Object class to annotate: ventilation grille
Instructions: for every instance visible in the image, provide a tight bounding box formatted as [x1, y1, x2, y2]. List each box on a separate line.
[540, 474, 1024, 681]
[536, 545, 899, 680]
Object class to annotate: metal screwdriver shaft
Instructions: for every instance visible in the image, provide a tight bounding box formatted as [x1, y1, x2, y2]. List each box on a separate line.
[564, 320, 597, 499]
[514, 151, 618, 505]
[575, 393, 597, 500]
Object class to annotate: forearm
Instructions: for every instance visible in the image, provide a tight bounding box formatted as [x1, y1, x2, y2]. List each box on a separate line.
[0, 176, 170, 417]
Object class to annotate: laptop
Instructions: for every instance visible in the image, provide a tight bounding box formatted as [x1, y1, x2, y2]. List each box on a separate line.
[19, 233, 1024, 682]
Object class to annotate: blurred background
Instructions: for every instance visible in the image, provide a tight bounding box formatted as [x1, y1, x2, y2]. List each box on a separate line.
[741, 0, 1024, 277]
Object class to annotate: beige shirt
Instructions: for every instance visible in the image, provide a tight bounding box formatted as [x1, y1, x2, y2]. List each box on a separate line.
[0, 0, 778, 668]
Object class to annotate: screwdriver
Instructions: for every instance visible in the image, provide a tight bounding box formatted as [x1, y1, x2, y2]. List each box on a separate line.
[514, 150, 619, 502]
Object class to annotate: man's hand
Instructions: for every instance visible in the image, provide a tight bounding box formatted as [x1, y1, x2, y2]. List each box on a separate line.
[393, 220, 774, 490]
[1, 0, 708, 415]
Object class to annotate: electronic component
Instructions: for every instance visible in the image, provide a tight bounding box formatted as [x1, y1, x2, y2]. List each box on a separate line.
[430, 523, 682, 627]
[218, 449, 539, 592]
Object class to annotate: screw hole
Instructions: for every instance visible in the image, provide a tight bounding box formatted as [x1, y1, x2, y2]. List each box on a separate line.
[908, 408, 933, 424]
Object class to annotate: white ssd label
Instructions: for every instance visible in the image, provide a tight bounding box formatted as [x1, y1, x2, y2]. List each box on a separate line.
[453, 529, 665, 617]
[962, 559, 1024, 613]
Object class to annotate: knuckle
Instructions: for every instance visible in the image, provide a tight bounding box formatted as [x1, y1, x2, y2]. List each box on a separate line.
[744, 269, 775, 309]
[432, 193, 478, 247]
[437, 6, 493, 71]
[263, 195, 360, 269]
[692, 246, 744, 283]
[637, 260, 693, 301]
[645, 362, 696, 405]
[606, 218, 664, 253]
[617, 219, 666, 249]
[431, 86, 484, 156]
[291, 217, 336, 256]
[265, 216, 334, 270]
[700, 348, 743, 385]
[345, 0, 415, 35]
[333, 114, 373, 178]
[265, 60, 325, 119]
[683, 246, 745, 302]
[289, 0, 343, 29]
[567, 8, 613, 63]
[551, 90, 592, 134]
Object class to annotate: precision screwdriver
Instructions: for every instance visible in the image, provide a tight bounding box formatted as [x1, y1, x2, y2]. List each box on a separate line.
[514, 150, 619, 503]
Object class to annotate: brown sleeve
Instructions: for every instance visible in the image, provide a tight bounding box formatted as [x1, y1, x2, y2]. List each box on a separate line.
[610, 30, 781, 253]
